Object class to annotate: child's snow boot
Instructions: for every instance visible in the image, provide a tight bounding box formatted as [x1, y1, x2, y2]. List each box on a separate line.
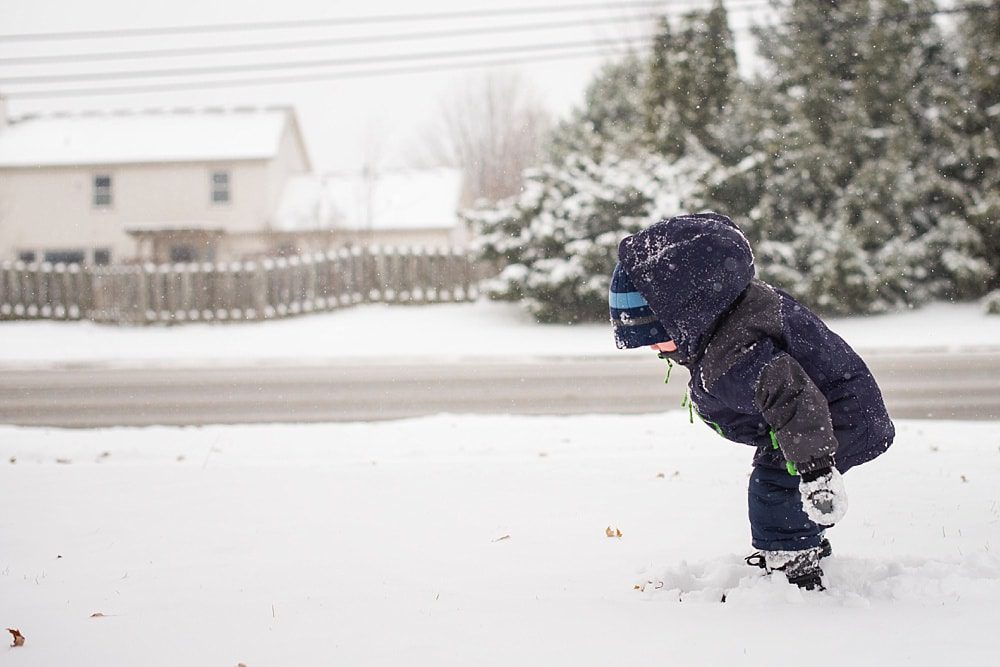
[744, 539, 831, 591]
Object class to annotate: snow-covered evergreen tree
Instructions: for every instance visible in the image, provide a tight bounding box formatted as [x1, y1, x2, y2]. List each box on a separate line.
[547, 53, 648, 163]
[644, 1, 739, 159]
[643, 15, 686, 158]
[473, 4, 741, 324]
[952, 3, 1000, 292]
[744, 0, 991, 313]
[466, 153, 709, 323]
[698, 79, 776, 219]
[470, 0, 997, 321]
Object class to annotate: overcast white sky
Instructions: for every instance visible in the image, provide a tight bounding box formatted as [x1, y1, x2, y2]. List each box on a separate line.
[1, 0, 765, 173]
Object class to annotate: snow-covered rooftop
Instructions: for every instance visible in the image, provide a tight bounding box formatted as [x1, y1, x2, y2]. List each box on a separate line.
[275, 168, 463, 232]
[0, 107, 294, 168]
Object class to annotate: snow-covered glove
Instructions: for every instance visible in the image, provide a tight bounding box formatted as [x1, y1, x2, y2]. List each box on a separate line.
[799, 467, 848, 526]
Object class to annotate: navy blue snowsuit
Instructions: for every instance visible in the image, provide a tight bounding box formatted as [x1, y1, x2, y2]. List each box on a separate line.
[617, 213, 895, 550]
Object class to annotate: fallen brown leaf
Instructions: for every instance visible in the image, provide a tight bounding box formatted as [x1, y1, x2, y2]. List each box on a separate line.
[635, 580, 665, 592]
[605, 526, 623, 538]
[7, 628, 24, 647]
[90, 612, 106, 618]
[492, 534, 511, 542]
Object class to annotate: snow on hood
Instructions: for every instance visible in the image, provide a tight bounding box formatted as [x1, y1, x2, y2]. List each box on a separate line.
[617, 212, 755, 361]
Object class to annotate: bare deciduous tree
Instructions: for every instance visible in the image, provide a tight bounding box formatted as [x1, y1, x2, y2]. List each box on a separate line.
[417, 72, 551, 206]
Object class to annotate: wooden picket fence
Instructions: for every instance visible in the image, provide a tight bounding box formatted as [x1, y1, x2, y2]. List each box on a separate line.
[0, 246, 478, 325]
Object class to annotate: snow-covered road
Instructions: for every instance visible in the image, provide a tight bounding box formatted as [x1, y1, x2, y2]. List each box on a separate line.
[3, 349, 999, 427]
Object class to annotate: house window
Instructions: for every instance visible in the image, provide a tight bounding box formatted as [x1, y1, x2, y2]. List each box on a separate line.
[170, 245, 197, 263]
[211, 171, 231, 204]
[93, 174, 113, 208]
[93, 248, 112, 265]
[44, 250, 86, 265]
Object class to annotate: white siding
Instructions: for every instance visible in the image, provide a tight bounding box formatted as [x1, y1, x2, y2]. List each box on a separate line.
[264, 122, 311, 229]
[0, 160, 272, 262]
[0, 107, 314, 263]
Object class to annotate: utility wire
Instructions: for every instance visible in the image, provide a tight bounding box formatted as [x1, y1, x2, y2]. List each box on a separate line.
[2, 0, 988, 47]
[3, 2, 987, 87]
[4, 3, 994, 100]
[0, 36, 661, 86]
[1, 43, 654, 99]
[0, 1, 772, 67]
[0, 13, 670, 66]
[0, 0, 686, 42]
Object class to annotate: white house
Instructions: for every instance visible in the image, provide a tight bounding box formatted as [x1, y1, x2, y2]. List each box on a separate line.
[0, 103, 314, 265]
[274, 167, 468, 249]
[0, 101, 468, 265]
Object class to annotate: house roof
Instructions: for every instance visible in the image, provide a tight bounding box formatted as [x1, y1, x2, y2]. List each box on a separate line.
[0, 106, 310, 168]
[274, 168, 464, 232]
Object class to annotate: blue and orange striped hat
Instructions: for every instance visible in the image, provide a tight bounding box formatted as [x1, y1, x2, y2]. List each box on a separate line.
[609, 262, 669, 349]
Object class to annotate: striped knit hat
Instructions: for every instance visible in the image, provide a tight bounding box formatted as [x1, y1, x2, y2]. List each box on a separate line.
[609, 262, 668, 349]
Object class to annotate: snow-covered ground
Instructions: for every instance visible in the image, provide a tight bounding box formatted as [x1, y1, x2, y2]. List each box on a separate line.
[2, 300, 999, 367]
[2, 412, 998, 665]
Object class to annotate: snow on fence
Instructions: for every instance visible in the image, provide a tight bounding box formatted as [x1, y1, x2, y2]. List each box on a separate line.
[0, 246, 478, 325]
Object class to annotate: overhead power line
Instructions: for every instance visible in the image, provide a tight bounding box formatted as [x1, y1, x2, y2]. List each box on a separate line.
[1, 0, 991, 46]
[0, 1, 682, 43]
[3, 3, 994, 100]
[0, 36, 661, 86]
[0, 43, 653, 100]
[0, 13, 669, 66]
[0, 1, 773, 67]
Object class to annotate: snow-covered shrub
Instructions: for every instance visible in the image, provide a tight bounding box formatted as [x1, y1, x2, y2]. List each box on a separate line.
[466, 152, 709, 323]
[984, 290, 1000, 315]
[920, 217, 993, 300]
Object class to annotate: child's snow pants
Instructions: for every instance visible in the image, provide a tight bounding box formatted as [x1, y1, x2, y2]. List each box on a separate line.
[748, 465, 826, 551]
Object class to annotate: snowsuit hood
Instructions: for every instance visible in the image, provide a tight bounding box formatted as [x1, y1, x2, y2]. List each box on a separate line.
[617, 213, 755, 362]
